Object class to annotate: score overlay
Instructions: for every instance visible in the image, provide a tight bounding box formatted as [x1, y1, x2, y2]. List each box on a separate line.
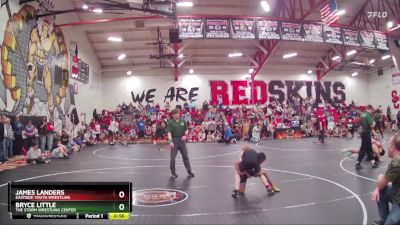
[8, 182, 131, 220]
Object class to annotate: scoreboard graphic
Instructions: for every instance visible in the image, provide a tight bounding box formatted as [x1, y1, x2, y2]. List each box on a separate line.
[8, 182, 131, 220]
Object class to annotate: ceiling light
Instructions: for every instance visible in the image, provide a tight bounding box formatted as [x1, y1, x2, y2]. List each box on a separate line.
[178, 53, 184, 58]
[108, 36, 122, 42]
[336, 9, 346, 16]
[260, 1, 270, 12]
[350, 61, 366, 66]
[118, 53, 126, 60]
[189, 68, 194, 74]
[351, 72, 358, 77]
[382, 54, 392, 60]
[177, 1, 193, 7]
[228, 52, 243, 58]
[249, 68, 255, 74]
[388, 21, 394, 29]
[127, 71, 132, 76]
[82, 4, 88, 10]
[369, 59, 376, 64]
[307, 70, 312, 74]
[346, 50, 357, 56]
[92, 8, 103, 13]
[283, 52, 298, 59]
[332, 55, 341, 61]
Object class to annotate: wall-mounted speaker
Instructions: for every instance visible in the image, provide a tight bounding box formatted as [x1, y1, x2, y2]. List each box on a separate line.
[135, 20, 145, 28]
[378, 67, 384, 76]
[169, 29, 182, 43]
[394, 39, 400, 48]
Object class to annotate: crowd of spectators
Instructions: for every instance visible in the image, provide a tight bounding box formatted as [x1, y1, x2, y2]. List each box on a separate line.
[0, 114, 81, 165]
[0, 96, 396, 166]
[80, 96, 394, 146]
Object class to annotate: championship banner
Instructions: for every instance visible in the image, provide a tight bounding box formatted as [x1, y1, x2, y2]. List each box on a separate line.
[176, 17, 389, 51]
[205, 18, 230, 39]
[178, 18, 204, 39]
[302, 23, 323, 43]
[281, 22, 303, 41]
[393, 67, 400, 85]
[342, 28, 360, 47]
[78, 59, 89, 84]
[69, 41, 79, 80]
[257, 20, 281, 40]
[323, 26, 343, 44]
[230, 19, 256, 39]
[359, 30, 375, 48]
[374, 31, 390, 50]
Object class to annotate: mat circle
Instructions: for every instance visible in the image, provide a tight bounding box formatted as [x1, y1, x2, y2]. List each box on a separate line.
[132, 188, 188, 207]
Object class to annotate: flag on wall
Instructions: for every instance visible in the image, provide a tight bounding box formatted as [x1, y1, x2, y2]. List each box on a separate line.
[320, 0, 339, 26]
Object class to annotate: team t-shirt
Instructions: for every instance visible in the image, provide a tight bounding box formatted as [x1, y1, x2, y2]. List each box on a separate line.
[239, 149, 260, 176]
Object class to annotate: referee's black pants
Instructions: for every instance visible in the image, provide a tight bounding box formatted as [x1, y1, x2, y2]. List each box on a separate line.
[170, 138, 192, 173]
[357, 131, 374, 163]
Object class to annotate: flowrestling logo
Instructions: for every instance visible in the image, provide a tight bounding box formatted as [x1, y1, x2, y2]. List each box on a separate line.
[132, 189, 188, 207]
[367, 11, 388, 19]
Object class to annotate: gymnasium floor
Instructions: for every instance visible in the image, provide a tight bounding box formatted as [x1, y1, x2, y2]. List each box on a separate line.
[0, 134, 393, 225]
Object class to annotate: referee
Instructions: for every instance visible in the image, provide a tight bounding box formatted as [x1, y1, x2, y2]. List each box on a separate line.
[356, 105, 378, 170]
[167, 109, 195, 178]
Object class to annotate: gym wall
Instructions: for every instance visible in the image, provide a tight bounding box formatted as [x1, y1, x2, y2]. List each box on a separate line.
[0, 1, 102, 125]
[101, 71, 369, 110]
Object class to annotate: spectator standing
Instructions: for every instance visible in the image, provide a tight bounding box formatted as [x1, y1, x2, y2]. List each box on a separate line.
[12, 115, 24, 155]
[38, 117, 47, 152]
[24, 120, 36, 151]
[136, 118, 145, 138]
[387, 106, 392, 123]
[4, 117, 14, 159]
[189, 100, 196, 112]
[397, 111, 400, 130]
[93, 109, 99, 121]
[0, 117, 5, 164]
[47, 119, 55, 152]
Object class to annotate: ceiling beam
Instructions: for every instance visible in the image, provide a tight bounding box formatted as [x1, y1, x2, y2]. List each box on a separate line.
[178, 58, 188, 68]
[61, 12, 389, 32]
[99, 54, 258, 61]
[58, 15, 165, 27]
[92, 38, 158, 44]
[86, 27, 171, 35]
[252, 40, 268, 54]
[250, 40, 279, 80]
[319, 58, 330, 69]
[248, 57, 259, 68]
[101, 63, 324, 72]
